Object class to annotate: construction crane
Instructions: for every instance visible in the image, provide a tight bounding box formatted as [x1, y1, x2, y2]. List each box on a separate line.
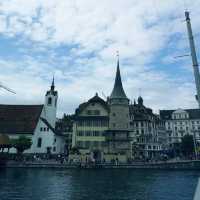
[0, 82, 16, 94]
[185, 11, 200, 108]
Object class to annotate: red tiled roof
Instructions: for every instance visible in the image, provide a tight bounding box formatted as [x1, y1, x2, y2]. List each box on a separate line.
[0, 104, 43, 134]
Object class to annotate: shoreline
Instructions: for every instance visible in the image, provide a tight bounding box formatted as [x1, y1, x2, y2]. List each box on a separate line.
[1, 160, 200, 170]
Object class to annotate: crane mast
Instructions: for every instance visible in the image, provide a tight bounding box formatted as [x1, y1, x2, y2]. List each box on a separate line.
[0, 82, 16, 94]
[185, 11, 200, 108]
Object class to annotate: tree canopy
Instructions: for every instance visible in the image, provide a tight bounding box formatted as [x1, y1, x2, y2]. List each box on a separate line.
[11, 136, 32, 154]
[181, 135, 194, 157]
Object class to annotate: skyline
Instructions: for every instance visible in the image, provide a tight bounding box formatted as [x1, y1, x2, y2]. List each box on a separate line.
[0, 0, 200, 117]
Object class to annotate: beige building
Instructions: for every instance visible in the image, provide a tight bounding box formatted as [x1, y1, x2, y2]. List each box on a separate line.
[72, 93, 109, 162]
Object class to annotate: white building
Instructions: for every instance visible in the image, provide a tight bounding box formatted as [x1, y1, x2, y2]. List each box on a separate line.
[160, 108, 200, 148]
[0, 79, 66, 154]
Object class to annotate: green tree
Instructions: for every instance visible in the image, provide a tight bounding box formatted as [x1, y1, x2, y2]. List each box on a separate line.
[181, 135, 194, 157]
[11, 136, 32, 154]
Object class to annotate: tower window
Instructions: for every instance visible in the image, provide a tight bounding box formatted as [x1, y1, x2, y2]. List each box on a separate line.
[48, 97, 52, 105]
[37, 138, 42, 148]
[55, 98, 57, 106]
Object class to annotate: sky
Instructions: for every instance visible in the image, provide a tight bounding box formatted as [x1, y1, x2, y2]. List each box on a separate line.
[0, 0, 200, 117]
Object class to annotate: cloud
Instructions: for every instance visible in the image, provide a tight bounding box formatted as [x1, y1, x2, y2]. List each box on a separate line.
[0, 0, 199, 117]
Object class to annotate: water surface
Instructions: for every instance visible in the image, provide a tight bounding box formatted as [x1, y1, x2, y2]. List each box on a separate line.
[0, 168, 199, 200]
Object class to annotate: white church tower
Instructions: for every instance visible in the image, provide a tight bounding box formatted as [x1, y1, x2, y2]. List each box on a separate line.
[44, 77, 58, 128]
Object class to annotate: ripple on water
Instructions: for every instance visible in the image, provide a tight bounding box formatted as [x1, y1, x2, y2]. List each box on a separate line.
[0, 169, 199, 200]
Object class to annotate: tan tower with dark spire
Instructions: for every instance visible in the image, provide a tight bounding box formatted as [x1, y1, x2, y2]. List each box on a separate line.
[106, 58, 131, 161]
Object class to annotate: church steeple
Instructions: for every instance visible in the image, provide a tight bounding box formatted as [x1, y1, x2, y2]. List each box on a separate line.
[110, 57, 127, 99]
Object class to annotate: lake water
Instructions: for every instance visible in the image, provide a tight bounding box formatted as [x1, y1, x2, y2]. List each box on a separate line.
[0, 168, 199, 200]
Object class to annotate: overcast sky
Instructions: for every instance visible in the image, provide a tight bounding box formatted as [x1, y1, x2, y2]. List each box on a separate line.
[0, 0, 200, 117]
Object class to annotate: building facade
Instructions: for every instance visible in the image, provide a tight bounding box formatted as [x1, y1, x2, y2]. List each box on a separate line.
[160, 108, 200, 149]
[130, 97, 166, 159]
[72, 93, 109, 162]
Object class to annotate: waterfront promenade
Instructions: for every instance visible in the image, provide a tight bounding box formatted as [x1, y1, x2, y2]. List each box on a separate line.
[2, 159, 200, 170]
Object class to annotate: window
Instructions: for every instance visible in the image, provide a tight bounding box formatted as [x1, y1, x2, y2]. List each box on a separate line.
[78, 121, 84, 127]
[48, 97, 52, 105]
[85, 120, 92, 126]
[85, 131, 91, 136]
[87, 110, 92, 115]
[77, 131, 84, 136]
[93, 131, 99, 136]
[40, 127, 43, 131]
[37, 138, 42, 148]
[93, 141, 98, 147]
[85, 141, 90, 148]
[53, 147, 56, 152]
[94, 110, 100, 115]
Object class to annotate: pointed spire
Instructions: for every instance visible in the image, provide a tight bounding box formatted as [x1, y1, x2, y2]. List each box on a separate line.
[51, 76, 55, 91]
[110, 53, 127, 99]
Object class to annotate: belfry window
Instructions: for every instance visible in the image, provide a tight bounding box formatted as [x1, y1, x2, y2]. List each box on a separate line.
[48, 97, 52, 105]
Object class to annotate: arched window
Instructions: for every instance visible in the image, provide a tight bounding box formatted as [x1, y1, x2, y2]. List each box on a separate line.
[37, 138, 42, 148]
[48, 97, 52, 105]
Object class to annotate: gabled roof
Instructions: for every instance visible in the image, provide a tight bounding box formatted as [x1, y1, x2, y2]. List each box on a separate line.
[75, 93, 109, 115]
[110, 60, 127, 99]
[40, 117, 56, 134]
[0, 104, 43, 134]
[160, 109, 200, 120]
